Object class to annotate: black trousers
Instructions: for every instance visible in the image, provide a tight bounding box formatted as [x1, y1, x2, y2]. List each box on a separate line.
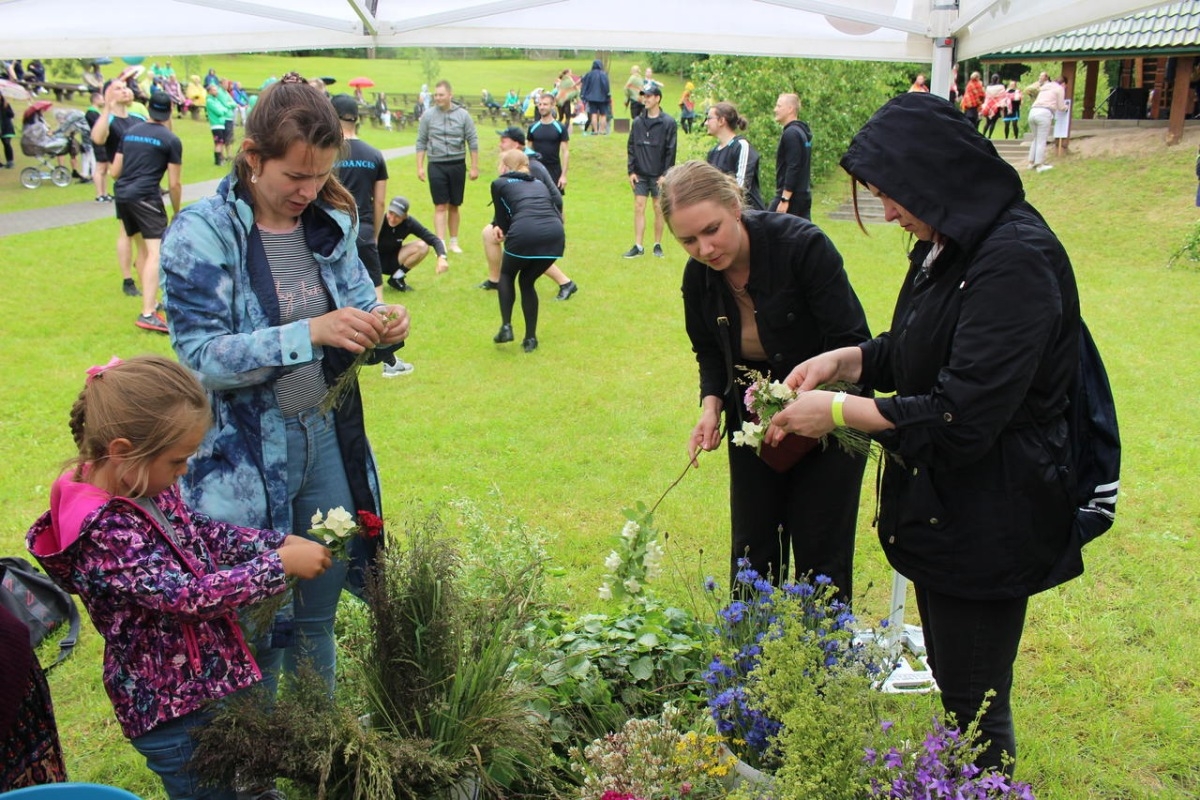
[914, 585, 1028, 774]
[727, 433, 864, 601]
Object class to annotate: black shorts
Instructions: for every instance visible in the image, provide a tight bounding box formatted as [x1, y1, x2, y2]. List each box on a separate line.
[357, 240, 382, 287]
[93, 143, 109, 163]
[115, 196, 169, 239]
[211, 127, 227, 145]
[428, 160, 466, 206]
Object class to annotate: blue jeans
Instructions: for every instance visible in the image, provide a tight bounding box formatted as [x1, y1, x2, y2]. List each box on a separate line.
[256, 407, 351, 694]
[130, 709, 236, 800]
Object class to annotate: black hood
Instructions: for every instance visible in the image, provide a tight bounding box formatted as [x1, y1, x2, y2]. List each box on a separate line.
[591, 59, 603, 71]
[840, 92, 1024, 252]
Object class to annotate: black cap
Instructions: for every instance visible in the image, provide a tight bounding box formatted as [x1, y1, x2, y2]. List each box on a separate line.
[147, 90, 172, 121]
[388, 196, 410, 216]
[331, 94, 358, 122]
[640, 83, 663, 97]
[498, 125, 526, 145]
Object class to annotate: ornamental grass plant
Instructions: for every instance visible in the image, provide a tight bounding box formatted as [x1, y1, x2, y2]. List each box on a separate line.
[192, 509, 556, 800]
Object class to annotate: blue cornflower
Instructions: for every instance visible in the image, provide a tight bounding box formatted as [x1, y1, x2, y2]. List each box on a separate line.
[703, 575, 718, 592]
[815, 573, 833, 585]
[720, 600, 747, 624]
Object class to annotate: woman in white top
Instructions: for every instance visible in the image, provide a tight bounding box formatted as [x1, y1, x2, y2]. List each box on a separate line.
[1027, 75, 1067, 172]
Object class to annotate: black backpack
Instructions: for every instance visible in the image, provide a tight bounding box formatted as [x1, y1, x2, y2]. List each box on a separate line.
[0, 556, 81, 669]
[1038, 320, 1120, 590]
[1067, 321, 1121, 545]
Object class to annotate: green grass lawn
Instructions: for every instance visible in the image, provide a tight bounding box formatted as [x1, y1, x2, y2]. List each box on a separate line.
[1, 53, 1198, 800]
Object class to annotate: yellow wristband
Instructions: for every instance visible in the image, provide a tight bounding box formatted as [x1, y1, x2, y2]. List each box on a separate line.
[831, 391, 848, 428]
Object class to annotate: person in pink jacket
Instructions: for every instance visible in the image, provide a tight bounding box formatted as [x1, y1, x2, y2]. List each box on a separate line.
[26, 355, 330, 800]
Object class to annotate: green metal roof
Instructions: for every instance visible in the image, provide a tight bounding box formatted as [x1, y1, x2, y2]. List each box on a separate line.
[983, 1, 1200, 60]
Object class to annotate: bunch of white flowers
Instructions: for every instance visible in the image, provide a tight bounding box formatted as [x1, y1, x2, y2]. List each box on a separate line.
[598, 505, 667, 602]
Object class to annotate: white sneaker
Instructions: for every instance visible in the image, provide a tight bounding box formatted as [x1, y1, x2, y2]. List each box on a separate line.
[381, 359, 414, 378]
[448, 239, 463, 254]
[1036, 164, 1053, 173]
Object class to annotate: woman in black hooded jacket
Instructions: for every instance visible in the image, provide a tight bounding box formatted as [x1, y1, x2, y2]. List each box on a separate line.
[767, 92, 1081, 773]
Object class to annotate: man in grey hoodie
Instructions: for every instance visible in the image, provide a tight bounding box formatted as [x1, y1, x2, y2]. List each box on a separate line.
[415, 80, 480, 253]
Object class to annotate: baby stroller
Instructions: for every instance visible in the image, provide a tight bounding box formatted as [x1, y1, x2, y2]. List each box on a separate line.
[19, 102, 74, 188]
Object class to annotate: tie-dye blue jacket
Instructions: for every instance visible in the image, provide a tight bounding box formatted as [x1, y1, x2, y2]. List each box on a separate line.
[160, 174, 385, 540]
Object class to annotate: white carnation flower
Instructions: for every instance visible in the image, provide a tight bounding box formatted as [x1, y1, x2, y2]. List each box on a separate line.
[604, 550, 623, 571]
[768, 381, 796, 401]
[621, 520, 640, 541]
[324, 506, 356, 537]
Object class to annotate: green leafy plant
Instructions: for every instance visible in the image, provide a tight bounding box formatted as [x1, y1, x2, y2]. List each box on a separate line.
[1167, 219, 1200, 269]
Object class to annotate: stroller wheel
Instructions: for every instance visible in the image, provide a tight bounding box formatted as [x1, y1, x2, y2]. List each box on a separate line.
[20, 167, 42, 189]
[51, 166, 72, 188]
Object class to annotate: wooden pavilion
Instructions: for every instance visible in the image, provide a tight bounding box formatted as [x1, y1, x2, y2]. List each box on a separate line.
[981, 0, 1200, 144]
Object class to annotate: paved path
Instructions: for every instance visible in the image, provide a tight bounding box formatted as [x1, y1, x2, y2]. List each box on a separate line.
[0, 145, 416, 239]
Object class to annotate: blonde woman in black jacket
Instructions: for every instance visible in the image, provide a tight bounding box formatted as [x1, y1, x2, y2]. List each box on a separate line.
[666, 160, 870, 600]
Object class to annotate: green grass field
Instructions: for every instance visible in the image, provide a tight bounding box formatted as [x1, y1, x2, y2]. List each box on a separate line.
[1, 52, 1198, 800]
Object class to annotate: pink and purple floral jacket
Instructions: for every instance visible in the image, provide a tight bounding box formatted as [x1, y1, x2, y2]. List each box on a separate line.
[26, 475, 289, 739]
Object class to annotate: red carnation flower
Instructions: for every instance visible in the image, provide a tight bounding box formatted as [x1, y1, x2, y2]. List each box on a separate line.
[356, 510, 384, 539]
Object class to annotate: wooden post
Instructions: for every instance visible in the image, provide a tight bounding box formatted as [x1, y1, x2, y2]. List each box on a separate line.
[1083, 61, 1099, 119]
[1059, 62, 1077, 154]
[1167, 55, 1195, 145]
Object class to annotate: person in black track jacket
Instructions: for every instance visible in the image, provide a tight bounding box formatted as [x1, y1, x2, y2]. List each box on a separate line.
[487, 149, 565, 353]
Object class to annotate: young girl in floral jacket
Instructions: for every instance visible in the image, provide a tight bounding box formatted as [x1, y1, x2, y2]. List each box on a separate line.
[26, 355, 331, 800]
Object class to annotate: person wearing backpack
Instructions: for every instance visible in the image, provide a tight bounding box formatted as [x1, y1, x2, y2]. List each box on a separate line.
[766, 92, 1084, 775]
[1, 604, 67, 790]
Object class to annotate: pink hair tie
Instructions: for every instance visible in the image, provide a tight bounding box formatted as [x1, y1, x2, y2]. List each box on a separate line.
[85, 356, 123, 384]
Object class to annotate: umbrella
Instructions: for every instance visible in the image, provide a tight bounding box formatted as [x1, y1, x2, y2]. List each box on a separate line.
[23, 100, 53, 121]
[348, 76, 374, 88]
[0, 79, 30, 102]
[118, 64, 145, 81]
[121, 56, 145, 65]
[91, 56, 114, 65]
[320, 76, 337, 86]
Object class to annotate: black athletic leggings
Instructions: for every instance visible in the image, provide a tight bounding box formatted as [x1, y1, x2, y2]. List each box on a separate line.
[498, 254, 554, 338]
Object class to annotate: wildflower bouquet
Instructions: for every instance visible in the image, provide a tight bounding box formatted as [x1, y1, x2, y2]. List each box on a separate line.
[308, 506, 384, 561]
[731, 368, 874, 470]
[864, 713, 1036, 799]
[569, 704, 733, 800]
[703, 563, 885, 770]
[320, 307, 401, 414]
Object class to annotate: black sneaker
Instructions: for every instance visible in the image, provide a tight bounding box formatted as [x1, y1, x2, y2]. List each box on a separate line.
[494, 323, 513, 343]
[622, 245, 644, 258]
[122, 279, 139, 297]
[522, 337, 538, 353]
[387, 275, 411, 292]
[653, 243, 665, 258]
[555, 280, 578, 301]
[478, 279, 500, 290]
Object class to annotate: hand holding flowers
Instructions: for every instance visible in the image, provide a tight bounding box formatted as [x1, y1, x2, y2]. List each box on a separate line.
[733, 369, 873, 460]
[308, 507, 385, 561]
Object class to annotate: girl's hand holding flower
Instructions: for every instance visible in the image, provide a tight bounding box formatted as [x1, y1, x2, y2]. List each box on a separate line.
[277, 535, 332, 579]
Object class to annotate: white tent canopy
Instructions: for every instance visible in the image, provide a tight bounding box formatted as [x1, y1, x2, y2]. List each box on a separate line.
[0, 0, 1167, 65]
